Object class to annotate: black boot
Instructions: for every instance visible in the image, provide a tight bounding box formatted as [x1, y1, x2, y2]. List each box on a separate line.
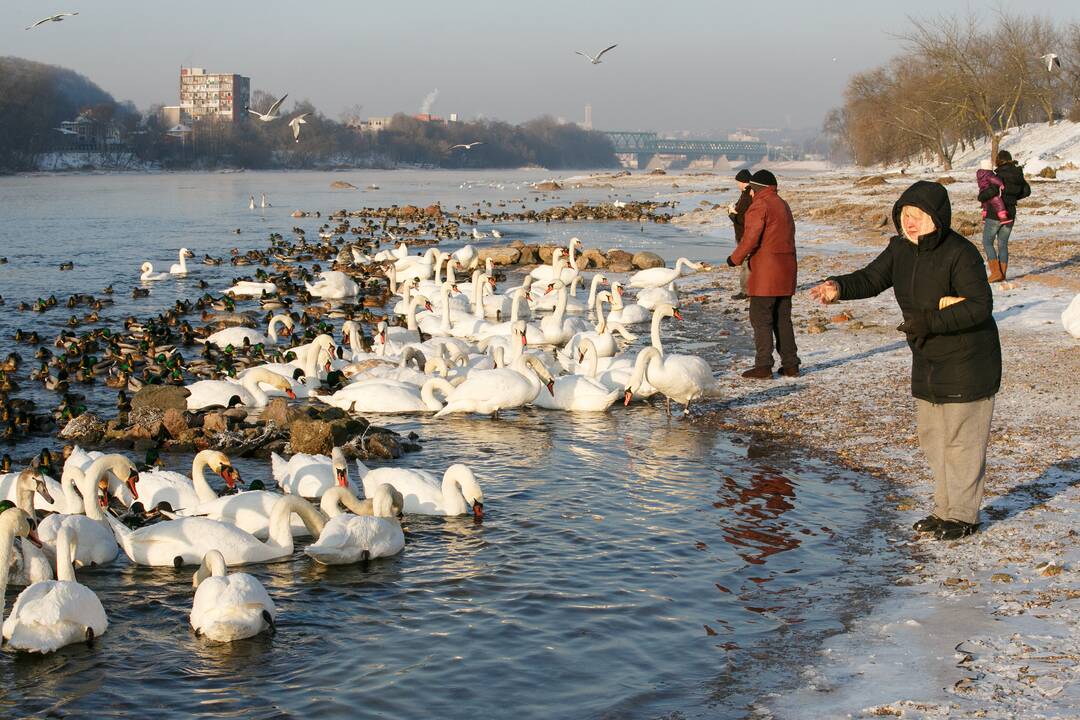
[912, 515, 944, 533]
[933, 520, 980, 541]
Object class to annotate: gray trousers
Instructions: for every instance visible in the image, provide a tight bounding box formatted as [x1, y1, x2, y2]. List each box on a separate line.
[915, 396, 995, 524]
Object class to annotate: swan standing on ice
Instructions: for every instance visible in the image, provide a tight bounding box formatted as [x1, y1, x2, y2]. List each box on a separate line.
[190, 550, 276, 642]
[170, 248, 195, 275]
[357, 461, 484, 518]
[3, 525, 108, 653]
[305, 485, 405, 565]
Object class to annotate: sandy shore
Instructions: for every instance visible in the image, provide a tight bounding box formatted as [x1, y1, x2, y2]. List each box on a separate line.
[569, 168, 1080, 718]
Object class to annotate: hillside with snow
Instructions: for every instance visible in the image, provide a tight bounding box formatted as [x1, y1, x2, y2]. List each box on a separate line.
[918, 120, 1080, 174]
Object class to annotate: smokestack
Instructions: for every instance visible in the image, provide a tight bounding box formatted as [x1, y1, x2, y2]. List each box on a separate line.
[420, 88, 439, 115]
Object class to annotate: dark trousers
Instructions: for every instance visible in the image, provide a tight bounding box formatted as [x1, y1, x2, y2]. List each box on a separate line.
[748, 296, 799, 369]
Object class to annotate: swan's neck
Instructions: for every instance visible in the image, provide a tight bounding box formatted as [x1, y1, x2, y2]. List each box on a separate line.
[553, 284, 568, 324]
[650, 308, 665, 353]
[61, 469, 83, 514]
[242, 374, 270, 407]
[387, 264, 398, 294]
[628, 347, 661, 392]
[193, 550, 226, 587]
[595, 299, 608, 335]
[191, 454, 219, 503]
[348, 324, 363, 356]
[0, 521, 19, 621]
[567, 242, 578, 265]
[176, 251, 187, 273]
[441, 476, 469, 515]
[440, 287, 453, 332]
[421, 378, 455, 411]
[55, 526, 77, 582]
[407, 298, 421, 331]
[509, 289, 523, 323]
[433, 256, 444, 286]
[14, 473, 35, 516]
[445, 259, 457, 285]
[267, 496, 324, 550]
[581, 343, 598, 377]
[587, 276, 602, 309]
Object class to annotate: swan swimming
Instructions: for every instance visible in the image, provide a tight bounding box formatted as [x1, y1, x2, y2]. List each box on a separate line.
[190, 550, 276, 642]
[305, 485, 405, 565]
[357, 461, 484, 518]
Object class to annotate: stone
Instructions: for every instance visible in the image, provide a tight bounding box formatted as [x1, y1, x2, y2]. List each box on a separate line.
[537, 246, 557, 264]
[203, 411, 228, 435]
[330, 180, 358, 189]
[991, 573, 1014, 583]
[289, 418, 334, 455]
[423, 204, 443, 218]
[477, 247, 521, 266]
[365, 432, 402, 460]
[532, 180, 562, 191]
[262, 397, 301, 427]
[161, 408, 190, 440]
[223, 408, 249, 424]
[291, 210, 306, 218]
[936, 176, 957, 185]
[855, 175, 887, 187]
[320, 407, 348, 421]
[131, 385, 190, 412]
[127, 406, 164, 440]
[1038, 166, 1057, 179]
[807, 321, 828, 334]
[516, 245, 539, 265]
[59, 413, 105, 444]
[632, 251, 665, 270]
[329, 417, 370, 446]
[581, 248, 607, 269]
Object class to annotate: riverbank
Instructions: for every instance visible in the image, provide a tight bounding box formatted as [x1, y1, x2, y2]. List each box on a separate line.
[620, 167, 1080, 718]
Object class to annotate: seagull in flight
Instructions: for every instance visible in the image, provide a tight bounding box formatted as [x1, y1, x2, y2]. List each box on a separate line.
[288, 113, 310, 142]
[576, 44, 618, 65]
[26, 12, 78, 30]
[247, 94, 288, 122]
[448, 141, 483, 151]
[1041, 53, 1061, 72]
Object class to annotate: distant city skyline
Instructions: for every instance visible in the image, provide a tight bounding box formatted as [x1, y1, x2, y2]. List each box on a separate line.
[3, 0, 1078, 133]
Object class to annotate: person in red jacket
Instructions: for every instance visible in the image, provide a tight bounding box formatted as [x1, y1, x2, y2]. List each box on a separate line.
[726, 170, 800, 379]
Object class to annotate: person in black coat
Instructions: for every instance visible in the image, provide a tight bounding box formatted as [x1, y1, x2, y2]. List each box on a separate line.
[977, 149, 1031, 282]
[810, 181, 1001, 541]
[727, 169, 754, 300]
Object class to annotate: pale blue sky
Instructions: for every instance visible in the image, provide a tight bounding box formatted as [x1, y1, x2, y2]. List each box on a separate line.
[3, 0, 1077, 133]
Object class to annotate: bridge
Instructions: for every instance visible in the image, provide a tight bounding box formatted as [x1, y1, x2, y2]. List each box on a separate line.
[603, 131, 768, 168]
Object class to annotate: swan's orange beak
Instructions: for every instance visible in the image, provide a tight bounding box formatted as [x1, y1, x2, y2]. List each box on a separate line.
[488, 276, 497, 288]
[126, 469, 140, 500]
[545, 284, 554, 295]
[335, 467, 348, 488]
[525, 292, 533, 302]
[286, 388, 297, 399]
[616, 286, 623, 297]
[451, 284, 460, 294]
[546, 379, 555, 396]
[424, 302, 434, 312]
[673, 309, 684, 321]
[324, 360, 332, 372]
[472, 500, 484, 520]
[623, 389, 633, 406]
[379, 330, 386, 343]
[27, 526, 42, 548]
[280, 326, 291, 337]
[220, 464, 240, 489]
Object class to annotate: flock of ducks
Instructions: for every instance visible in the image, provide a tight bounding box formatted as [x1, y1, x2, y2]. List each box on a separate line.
[1, 218, 721, 653]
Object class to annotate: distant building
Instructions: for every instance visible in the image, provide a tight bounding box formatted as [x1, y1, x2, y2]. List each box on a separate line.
[583, 104, 593, 130]
[160, 106, 183, 127]
[179, 67, 250, 123]
[58, 114, 98, 147]
[356, 116, 394, 132]
[413, 113, 444, 123]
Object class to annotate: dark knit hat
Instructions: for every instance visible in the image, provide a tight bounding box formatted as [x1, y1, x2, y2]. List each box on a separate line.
[735, 169, 753, 183]
[749, 169, 777, 188]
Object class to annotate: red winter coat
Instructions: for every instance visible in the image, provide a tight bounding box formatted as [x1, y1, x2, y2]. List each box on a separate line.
[728, 186, 797, 296]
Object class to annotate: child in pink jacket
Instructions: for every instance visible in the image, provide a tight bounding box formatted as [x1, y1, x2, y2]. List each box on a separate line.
[976, 159, 1011, 224]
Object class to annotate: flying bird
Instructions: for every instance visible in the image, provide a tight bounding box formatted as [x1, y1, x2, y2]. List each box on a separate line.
[288, 113, 310, 142]
[576, 44, 618, 65]
[25, 12, 78, 30]
[1041, 53, 1061, 72]
[448, 141, 483, 151]
[247, 94, 289, 122]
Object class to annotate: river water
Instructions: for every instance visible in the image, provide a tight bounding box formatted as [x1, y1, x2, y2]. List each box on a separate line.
[0, 169, 899, 718]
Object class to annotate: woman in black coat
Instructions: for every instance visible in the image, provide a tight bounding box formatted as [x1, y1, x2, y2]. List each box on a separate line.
[810, 181, 1001, 541]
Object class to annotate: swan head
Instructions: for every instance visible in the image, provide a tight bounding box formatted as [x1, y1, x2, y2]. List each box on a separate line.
[569, 237, 582, 248]
[446, 464, 484, 520]
[202, 450, 240, 488]
[412, 294, 434, 312]
[372, 483, 404, 518]
[179, 247, 194, 258]
[0, 504, 37, 546]
[654, 303, 683, 321]
[512, 321, 528, 347]
[331, 447, 349, 487]
[92, 454, 139, 501]
[544, 279, 566, 296]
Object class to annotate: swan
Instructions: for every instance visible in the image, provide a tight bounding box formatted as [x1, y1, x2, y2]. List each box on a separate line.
[531, 366, 620, 412]
[318, 376, 452, 414]
[305, 485, 405, 565]
[577, 339, 658, 400]
[2, 525, 108, 653]
[433, 354, 555, 418]
[205, 314, 293, 349]
[107, 494, 325, 567]
[629, 257, 705, 290]
[394, 248, 442, 282]
[186, 367, 296, 410]
[561, 290, 636, 361]
[170, 248, 195, 275]
[540, 280, 591, 346]
[452, 244, 479, 270]
[476, 289, 545, 344]
[530, 239, 583, 282]
[386, 294, 432, 347]
[0, 505, 47, 592]
[635, 285, 680, 310]
[623, 344, 722, 414]
[134, 450, 239, 513]
[271, 447, 354, 498]
[0, 489, 52, 586]
[357, 461, 484, 518]
[372, 242, 410, 263]
[606, 282, 652, 324]
[190, 550, 276, 642]
[37, 455, 138, 568]
[139, 262, 168, 282]
[305, 270, 359, 299]
[226, 280, 277, 297]
[0, 461, 64, 515]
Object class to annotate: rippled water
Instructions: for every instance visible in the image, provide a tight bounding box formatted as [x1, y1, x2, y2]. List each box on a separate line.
[0, 170, 898, 718]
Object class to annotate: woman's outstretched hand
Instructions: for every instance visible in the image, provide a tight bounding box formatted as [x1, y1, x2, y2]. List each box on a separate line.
[809, 280, 839, 305]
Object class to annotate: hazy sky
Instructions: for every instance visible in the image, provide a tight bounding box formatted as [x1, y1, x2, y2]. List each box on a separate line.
[3, 0, 1078, 134]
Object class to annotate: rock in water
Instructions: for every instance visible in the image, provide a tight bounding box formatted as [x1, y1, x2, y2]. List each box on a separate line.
[289, 418, 334, 455]
[477, 247, 521, 266]
[632, 252, 665, 270]
[330, 181, 358, 190]
[161, 408, 191, 440]
[131, 385, 190, 412]
[59, 413, 105, 444]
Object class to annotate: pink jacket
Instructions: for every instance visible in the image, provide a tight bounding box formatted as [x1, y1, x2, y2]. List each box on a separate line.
[976, 169, 1009, 221]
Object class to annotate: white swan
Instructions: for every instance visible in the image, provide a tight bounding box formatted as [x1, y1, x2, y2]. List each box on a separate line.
[2, 525, 108, 653]
[561, 290, 636, 361]
[271, 447, 355, 498]
[205, 314, 293, 349]
[606, 281, 652, 324]
[452, 244, 479, 270]
[106, 494, 325, 567]
[357, 461, 484, 518]
[0, 507, 41, 594]
[305, 485, 405, 565]
[635, 285, 680, 310]
[0, 494, 52, 587]
[623, 345, 722, 413]
[433, 354, 554, 417]
[305, 270, 359, 299]
[37, 455, 137, 568]
[0, 462, 64, 515]
[540, 280, 591, 346]
[394, 248, 442, 282]
[170, 247, 195, 275]
[629, 257, 705, 289]
[134, 450, 238, 512]
[139, 262, 168, 282]
[226, 280, 277, 297]
[531, 239, 583, 282]
[576, 339, 658, 400]
[186, 367, 295, 410]
[318, 376, 452, 414]
[190, 550, 276, 642]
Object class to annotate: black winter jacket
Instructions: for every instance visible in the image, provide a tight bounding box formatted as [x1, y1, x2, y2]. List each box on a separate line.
[829, 181, 1001, 403]
[978, 162, 1030, 221]
[728, 187, 753, 243]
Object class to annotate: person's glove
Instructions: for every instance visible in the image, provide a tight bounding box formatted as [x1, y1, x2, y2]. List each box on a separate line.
[727, 203, 737, 215]
[726, 256, 737, 267]
[897, 309, 933, 348]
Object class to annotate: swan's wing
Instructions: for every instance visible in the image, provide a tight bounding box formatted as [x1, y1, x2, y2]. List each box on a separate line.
[596, 44, 618, 59]
[266, 94, 288, 116]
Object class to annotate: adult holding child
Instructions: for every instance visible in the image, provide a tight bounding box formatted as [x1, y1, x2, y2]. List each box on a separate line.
[809, 180, 1000, 540]
[978, 150, 1030, 283]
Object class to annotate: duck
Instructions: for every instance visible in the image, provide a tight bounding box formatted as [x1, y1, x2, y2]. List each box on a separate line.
[185, 367, 296, 410]
[133, 450, 239, 513]
[2, 524, 108, 653]
[204, 314, 293, 349]
[140, 262, 169, 282]
[356, 461, 484, 518]
[304, 484, 405, 565]
[433, 354, 555, 418]
[190, 550, 276, 642]
[270, 447, 354, 499]
[170, 248, 195, 275]
[106, 494, 325, 567]
[628, 257, 705, 290]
